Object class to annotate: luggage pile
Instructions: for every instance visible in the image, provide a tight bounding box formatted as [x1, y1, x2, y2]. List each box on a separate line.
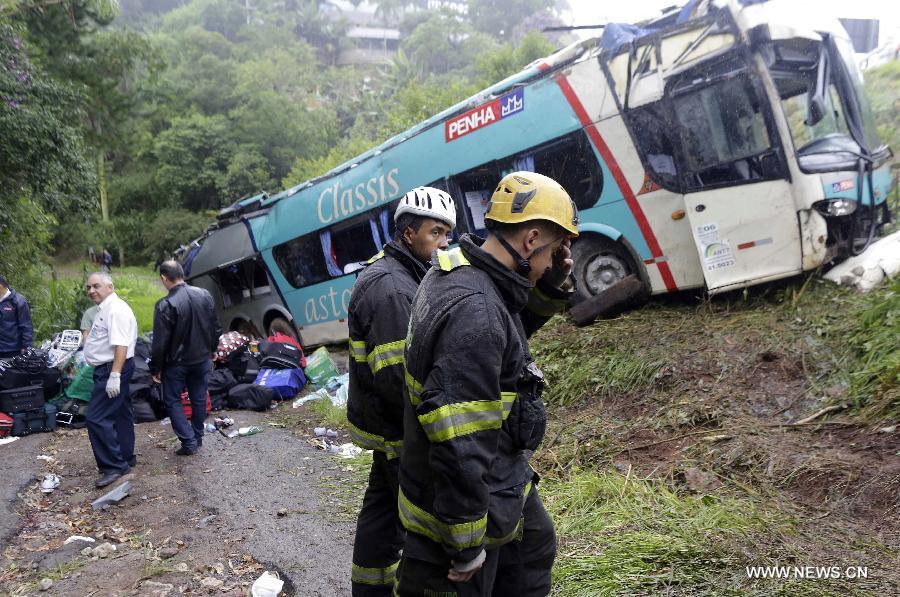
[0, 346, 64, 437]
[0, 328, 318, 440]
[211, 332, 309, 412]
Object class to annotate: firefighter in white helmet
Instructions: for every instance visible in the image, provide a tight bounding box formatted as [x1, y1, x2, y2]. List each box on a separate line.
[347, 186, 457, 595]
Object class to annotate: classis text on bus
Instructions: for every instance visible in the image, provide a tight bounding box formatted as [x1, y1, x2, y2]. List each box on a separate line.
[316, 168, 401, 224]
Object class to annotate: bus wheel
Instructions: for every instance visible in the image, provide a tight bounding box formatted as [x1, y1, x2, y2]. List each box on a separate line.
[268, 317, 299, 342]
[570, 236, 635, 305]
[233, 319, 259, 338]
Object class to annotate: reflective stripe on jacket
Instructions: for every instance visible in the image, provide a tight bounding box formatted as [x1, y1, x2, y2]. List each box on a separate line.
[346, 239, 427, 459]
[399, 233, 572, 565]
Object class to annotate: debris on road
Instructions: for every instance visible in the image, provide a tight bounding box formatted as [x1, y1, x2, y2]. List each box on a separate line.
[251, 571, 284, 597]
[39, 473, 60, 494]
[569, 274, 646, 326]
[91, 480, 132, 510]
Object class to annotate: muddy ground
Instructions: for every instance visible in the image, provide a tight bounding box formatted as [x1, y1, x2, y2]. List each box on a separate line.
[0, 403, 361, 596]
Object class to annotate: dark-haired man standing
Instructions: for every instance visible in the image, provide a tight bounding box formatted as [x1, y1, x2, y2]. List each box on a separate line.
[151, 261, 222, 456]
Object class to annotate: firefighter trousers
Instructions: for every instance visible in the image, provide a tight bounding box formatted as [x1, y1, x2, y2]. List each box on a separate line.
[395, 487, 556, 596]
[351, 451, 404, 596]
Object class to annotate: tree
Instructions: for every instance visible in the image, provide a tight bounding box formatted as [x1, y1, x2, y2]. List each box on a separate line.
[466, 0, 554, 40]
[153, 111, 236, 210]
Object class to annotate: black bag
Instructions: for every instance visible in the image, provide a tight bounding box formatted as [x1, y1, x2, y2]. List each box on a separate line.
[10, 348, 48, 373]
[208, 369, 237, 411]
[224, 347, 251, 378]
[132, 397, 157, 423]
[0, 368, 43, 391]
[226, 384, 275, 411]
[41, 367, 62, 399]
[258, 341, 304, 370]
[130, 358, 153, 394]
[0, 384, 45, 414]
[12, 403, 56, 436]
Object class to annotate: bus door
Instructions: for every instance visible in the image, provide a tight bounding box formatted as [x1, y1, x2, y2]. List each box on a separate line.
[667, 57, 800, 292]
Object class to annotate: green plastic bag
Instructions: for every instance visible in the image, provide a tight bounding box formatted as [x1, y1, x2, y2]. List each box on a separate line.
[304, 346, 339, 386]
[64, 365, 95, 402]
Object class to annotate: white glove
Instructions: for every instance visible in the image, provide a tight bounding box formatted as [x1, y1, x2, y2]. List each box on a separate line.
[106, 372, 121, 398]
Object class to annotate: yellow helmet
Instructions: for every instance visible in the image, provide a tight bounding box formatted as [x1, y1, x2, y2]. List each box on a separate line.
[485, 171, 579, 236]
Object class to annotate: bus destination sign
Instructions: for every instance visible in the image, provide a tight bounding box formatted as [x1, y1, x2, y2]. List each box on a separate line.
[445, 88, 524, 142]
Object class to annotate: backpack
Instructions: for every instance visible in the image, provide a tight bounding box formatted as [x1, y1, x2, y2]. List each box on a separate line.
[208, 369, 237, 410]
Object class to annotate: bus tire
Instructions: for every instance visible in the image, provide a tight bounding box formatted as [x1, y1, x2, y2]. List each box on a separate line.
[268, 316, 299, 342]
[232, 319, 260, 338]
[570, 235, 640, 306]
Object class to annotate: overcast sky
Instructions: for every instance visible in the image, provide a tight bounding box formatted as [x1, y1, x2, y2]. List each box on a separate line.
[564, 0, 900, 43]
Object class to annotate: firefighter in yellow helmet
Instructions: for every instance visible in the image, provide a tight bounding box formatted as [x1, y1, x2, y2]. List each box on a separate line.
[395, 171, 579, 596]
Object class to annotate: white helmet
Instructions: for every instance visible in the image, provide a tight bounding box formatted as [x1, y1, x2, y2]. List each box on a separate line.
[394, 186, 456, 230]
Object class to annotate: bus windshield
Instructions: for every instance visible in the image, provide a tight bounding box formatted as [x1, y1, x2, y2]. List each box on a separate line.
[765, 39, 850, 152]
[765, 37, 881, 158]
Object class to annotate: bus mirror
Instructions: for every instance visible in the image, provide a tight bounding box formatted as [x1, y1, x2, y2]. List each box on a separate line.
[805, 45, 829, 127]
[806, 92, 826, 126]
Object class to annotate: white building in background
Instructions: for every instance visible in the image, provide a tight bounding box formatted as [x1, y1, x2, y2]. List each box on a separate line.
[322, 0, 403, 66]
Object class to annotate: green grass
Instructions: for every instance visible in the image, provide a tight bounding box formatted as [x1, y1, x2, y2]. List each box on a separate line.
[308, 397, 349, 428]
[541, 468, 774, 596]
[532, 275, 899, 420]
[846, 277, 900, 419]
[110, 270, 165, 333]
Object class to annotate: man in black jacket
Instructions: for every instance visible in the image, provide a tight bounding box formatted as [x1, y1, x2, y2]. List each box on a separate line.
[0, 275, 33, 358]
[396, 172, 579, 596]
[347, 187, 457, 596]
[151, 261, 222, 455]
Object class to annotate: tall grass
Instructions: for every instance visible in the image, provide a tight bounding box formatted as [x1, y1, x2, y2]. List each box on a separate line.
[847, 277, 900, 420]
[541, 469, 772, 595]
[110, 269, 165, 334]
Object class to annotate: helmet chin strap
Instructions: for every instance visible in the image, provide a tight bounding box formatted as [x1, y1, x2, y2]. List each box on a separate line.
[496, 234, 553, 277]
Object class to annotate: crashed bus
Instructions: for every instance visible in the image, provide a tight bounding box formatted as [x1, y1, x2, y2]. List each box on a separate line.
[180, 0, 893, 346]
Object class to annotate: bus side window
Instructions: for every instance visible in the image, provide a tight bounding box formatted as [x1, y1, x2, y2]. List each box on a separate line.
[273, 234, 330, 289]
[531, 131, 605, 210]
[448, 167, 500, 237]
[626, 103, 682, 192]
[671, 74, 780, 190]
[329, 217, 384, 274]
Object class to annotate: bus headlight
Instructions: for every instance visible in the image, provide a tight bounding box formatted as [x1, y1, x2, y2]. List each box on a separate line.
[813, 199, 857, 217]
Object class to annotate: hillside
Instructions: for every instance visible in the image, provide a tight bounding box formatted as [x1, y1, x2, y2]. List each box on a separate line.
[534, 275, 899, 595]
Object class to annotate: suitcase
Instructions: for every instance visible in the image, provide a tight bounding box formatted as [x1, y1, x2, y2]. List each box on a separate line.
[258, 341, 305, 370]
[0, 384, 45, 414]
[0, 412, 12, 438]
[12, 403, 56, 436]
[0, 368, 43, 391]
[180, 390, 212, 418]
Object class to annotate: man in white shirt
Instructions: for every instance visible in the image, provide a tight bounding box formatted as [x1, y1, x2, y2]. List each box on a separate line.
[83, 272, 139, 488]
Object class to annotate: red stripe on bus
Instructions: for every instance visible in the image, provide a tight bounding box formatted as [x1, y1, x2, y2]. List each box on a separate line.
[737, 241, 755, 250]
[554, 75, 678, 293]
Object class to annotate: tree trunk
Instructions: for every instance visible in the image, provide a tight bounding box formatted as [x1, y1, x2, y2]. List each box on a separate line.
[98, 151, 109, 223]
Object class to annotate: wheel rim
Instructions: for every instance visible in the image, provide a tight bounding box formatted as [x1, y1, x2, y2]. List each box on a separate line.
[583, 253, 628, 295]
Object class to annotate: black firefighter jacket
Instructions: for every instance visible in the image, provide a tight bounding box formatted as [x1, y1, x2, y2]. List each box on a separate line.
[399, 233, 573, 566]
[347, 239, 428, 459]
[150, 283, 222, 374]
